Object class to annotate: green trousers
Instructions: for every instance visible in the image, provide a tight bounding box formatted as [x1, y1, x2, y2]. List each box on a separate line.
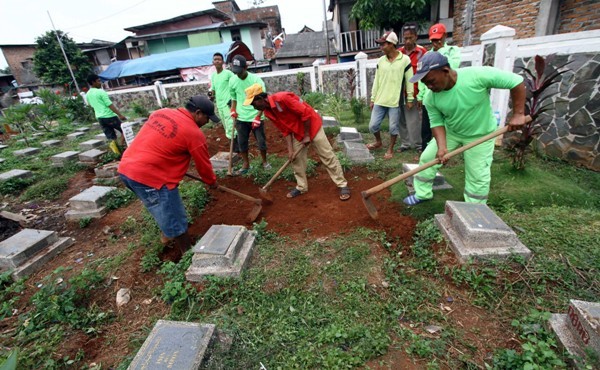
[217, 105, 236, 140]
[414, 132, 495, 203]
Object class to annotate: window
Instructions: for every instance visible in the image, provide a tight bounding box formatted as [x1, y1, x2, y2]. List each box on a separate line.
[231, 29, 241, 42]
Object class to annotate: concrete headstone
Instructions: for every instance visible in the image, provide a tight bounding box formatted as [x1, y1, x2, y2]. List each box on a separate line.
[210, 152, 240, 171]
[322, 116, 339, 127]
[41, 139, 62, 147]
[13, 147, 40, 157]
[402, 163, 453, 191]
[128, 320, 215, 370]
[79, 139, 105, 151]
[67, 132, 85, 140]
[342, 141, 374, 164]
[0, 169, 32, 182]
[435, 201, 531, 262]
[51, 151, 80, 167]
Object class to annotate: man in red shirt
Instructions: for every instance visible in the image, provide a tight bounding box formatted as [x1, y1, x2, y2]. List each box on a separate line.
[118, 95, 219, 255]
[398, 24, 427, 152]
[243, 84, 351, 201]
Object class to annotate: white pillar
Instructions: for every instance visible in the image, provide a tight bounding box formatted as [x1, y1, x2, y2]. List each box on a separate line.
[354, 52, 368, 100]
[480, 25, 516, 128]
[153, 81, 164, 107]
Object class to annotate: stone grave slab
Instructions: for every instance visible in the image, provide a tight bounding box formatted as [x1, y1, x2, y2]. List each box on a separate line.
[51, 151, 80, 167]
[13, 147, 40, 157]
[93, 163, 120, 185]
[65, 185, 116, 220]
[32, 133, 44, 138]
[67, 132, 85, 140]
[550, 299, 600, 368]
[0, 145, 7, 151]
[79, 148, 107, 164]
[0, 169, 32, 182]
[128, 320, 215, 370]
[336, 127, 364, 144]
[186, 225, 256, 281]
[95, 133, 107, 141]
[41, 139, 62, 147]
[0, 229, 57, 270]
[11, 236, 74, 280]
[434, 201, 531, 263]
[74, 127, 90, 132]
[210, 151, 240, 171]
[322, 116, 339, 127]
[79, 139, 105, 151]
[342, 141, 374, 164]
[402, 163, 453, 192]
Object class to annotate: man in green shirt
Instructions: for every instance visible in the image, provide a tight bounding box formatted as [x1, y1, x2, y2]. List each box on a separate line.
[229, 55, 270, 174]
[367, 31, 414, 160]
[417, 23, 462, 153]
[210, 52, 236, 144]
[86, 74, 127, 154]
[404, 52, 526, 206]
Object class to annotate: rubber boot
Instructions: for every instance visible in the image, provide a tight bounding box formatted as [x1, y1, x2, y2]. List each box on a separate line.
[108, 140, 121, 155]
[173, 232, 193, 256]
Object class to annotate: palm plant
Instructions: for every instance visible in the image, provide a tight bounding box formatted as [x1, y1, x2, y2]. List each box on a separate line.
[507, 54, 570, 170]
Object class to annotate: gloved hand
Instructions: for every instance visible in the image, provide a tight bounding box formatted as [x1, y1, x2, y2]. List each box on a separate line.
[251, 118, 261, 129]
[230, 109, 238, 119]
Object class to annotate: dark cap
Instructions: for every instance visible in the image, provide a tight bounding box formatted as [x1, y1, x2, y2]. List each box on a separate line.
[409, 52, 449, 83]
[231, 55, 247, 74]
[188, 95, 220, 123]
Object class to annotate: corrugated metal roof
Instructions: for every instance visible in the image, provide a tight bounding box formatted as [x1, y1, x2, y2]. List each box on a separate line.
[276, 32, 336, 59]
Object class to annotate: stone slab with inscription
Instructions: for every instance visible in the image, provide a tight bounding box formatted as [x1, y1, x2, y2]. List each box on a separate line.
[549, 299, 600, 368]
[51, 151, 80, 167]
[435, 201, 531, 262]
[186, 225, 256, 281]
[322, 116, 339, 128]
[128, 320, 215, 370]
[402, 163, 453, 192]
[336, 127, 364, 144]
[209, 151, 240, 171]
[342, 141, 374, 164]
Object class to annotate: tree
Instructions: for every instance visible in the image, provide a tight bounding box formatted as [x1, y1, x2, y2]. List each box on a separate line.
[32, 30, 93, 87]
[350, 0, 430, 30]
[0, 66, 11, 74]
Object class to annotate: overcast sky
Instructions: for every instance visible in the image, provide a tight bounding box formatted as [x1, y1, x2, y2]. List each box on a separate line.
[0, 0, 329, 68]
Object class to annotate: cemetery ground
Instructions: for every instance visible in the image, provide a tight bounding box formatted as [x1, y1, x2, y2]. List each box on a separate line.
[0, 112, 599, 369]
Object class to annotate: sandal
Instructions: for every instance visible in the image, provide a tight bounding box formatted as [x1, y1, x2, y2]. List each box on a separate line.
[383, 152, 393, 160]
[403, 194, 428, 206]
[339, 187, 351, 201]
[366, 143, 382, 150]
[286, 188, 305, 198]
[234, 167, 249, 176]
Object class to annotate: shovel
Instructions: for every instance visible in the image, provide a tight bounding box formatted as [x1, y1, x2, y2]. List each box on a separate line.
[258, 146, 305, 204]
[227, 120, 236, 176]
[361, 119, 530, 220]
[185, 173, 263, 223]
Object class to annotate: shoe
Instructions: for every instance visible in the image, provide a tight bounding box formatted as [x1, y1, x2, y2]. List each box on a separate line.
[403, 194, 428, 206]
[286, 188, 305, 198]
[396, 146, 410, 153]
[263, 163, 272, 170]
[339, 187, 351, 201]
[234, 168, 249, 176]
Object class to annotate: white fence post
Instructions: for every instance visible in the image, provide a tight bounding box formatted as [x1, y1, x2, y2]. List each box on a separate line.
[153, 81, 165, 108]
[480, 25, 516, 128]
[355, 52, 368, 100]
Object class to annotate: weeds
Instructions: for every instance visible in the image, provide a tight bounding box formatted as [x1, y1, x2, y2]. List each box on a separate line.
[78, 217, 93, 228]
[105, 188, 136, 210]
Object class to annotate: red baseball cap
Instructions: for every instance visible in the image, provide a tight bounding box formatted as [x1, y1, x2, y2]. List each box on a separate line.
[429, 23, 446, 39]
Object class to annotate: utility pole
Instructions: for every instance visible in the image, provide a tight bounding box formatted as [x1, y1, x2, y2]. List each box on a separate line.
[323, 0, 330, 64]
[47, 11, 81, 95]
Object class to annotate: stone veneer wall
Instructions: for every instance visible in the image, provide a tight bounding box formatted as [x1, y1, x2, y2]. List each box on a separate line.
[164, 83, 210, 107]
[261, 73, 310, 97]
[108, 90, 160, 113]
[512, 52, 600, 170]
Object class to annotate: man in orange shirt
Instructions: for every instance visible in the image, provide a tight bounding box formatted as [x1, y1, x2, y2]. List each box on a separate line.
[244, 83, 350, 201]
[118, 95, 219, 255]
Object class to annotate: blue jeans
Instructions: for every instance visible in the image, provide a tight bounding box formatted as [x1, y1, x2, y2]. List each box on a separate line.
[369, 105, 401, 136]
[119, 174, 188, 238]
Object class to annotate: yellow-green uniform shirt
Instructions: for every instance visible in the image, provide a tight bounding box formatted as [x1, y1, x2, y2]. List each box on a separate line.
[424, 67, 523, 137]
[229, 73, 266, 122]
[210, 69, 234, 110]
[86, 87, 116, 119]
[371, 53, 414, 107]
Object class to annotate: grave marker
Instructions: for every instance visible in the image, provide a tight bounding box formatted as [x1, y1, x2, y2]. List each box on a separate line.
[13, 147, 40, 157]
[435, 201, 531, 262]
[128, 320, 215, 370]
[0, 169, 32, 182]
[342, 141, 374, 164]
[209, 152, 240, 171]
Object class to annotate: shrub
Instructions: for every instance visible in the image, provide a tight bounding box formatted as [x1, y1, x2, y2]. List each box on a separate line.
[21, 175, 69, 201]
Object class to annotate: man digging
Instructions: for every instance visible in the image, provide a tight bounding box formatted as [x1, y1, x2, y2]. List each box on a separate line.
[118, 95, 219, 259]
[244, 83, 351, 201]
